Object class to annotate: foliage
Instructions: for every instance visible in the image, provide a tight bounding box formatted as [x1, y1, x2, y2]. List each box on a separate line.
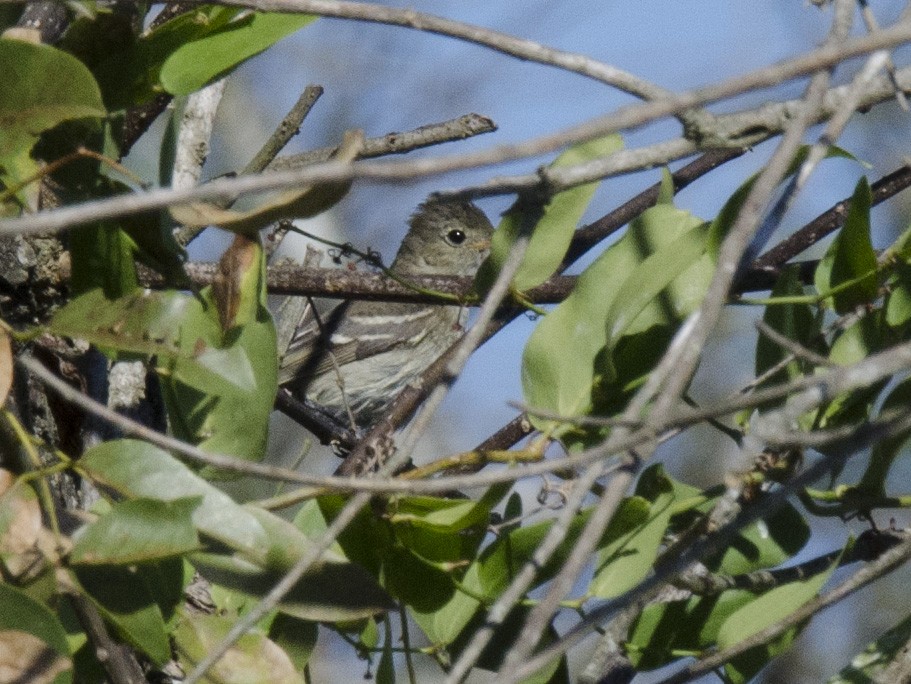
[2, 5, 911, 684]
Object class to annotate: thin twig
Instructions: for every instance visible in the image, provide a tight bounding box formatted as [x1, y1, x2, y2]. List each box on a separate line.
[244, 85, 324, 176]
[6, 21, 911, 236]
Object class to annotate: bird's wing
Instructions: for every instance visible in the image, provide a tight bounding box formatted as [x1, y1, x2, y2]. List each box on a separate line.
[278, 301, 439, 385]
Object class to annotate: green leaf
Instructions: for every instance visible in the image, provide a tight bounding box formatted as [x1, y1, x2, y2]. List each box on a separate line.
[628, 590, 757, 670]
[73, 565, 171, 665]
[0, 582, 71, 656]
[858, 378, 911, 496]
[709, 501, 809, 575]
[591, 466, 675, 598]
[708, 146, 858, 260]
[383, 545, 456, 612]
[449, 606, 568, 684]
[79, 440, 270, 561]
[829, 613, 911, 683]
[70, 497, 201, 565]
[174, 614, 304, 684]
[815, 177, 878, 314]
[657, 167, 675, 205]
[603, 224, 707, 354]
[476, 135, 622, 292]
[0, 38, 105, 203]
[377, 631, 395, 684]
[191, 552, 394, 623]
[719, 550, 840, 683]
[161, 12, 318, 95]
[816, 315, 886, 439]
[522, 203, 709, 443]
[68, 223, 139, 298]
[755, 265, 821, 396]
[89, 6, 237, 108]
[885, 262, 911, 328]
[79, 441, 393, 622]
[49, 283, 278, 464]
[268, 614, 318, 673]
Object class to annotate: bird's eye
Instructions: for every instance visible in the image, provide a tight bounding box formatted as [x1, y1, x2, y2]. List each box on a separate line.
[446, 229, 466, 245]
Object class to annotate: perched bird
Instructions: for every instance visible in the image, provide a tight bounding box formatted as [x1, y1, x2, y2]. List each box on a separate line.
[278, 199, 494, 432]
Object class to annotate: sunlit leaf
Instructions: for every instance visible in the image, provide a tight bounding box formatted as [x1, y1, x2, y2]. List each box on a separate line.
[477, 134, 622, 292]
[161, 12, 317, 95]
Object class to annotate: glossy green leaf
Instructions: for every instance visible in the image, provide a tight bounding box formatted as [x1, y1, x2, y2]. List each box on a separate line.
[48, 288, 223, 375]
[383, 545, 455, 612]
[70, 497, 201, 565]
[522, 203, 709, 441]
[74, 565, 171, 665]
[815, 177, 878, 314]
[161, 12, 317, 95]
[628, 589, 757, 670]
[0, 38, 105, 200]
[174, 614, 303, 684]
[408, 497, 644, 647]
[603, 222, 707, 354]
[88, 6, 239, 108]
[719, 551, 840, 683]
[816, 315, 886, 438]
[477, 134, 622, 292]
[449, 606, 568, 684]
[49, 281, 277, 463]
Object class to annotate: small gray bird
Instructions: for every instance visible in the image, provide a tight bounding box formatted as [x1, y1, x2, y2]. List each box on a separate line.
[278, 200, 494, 432]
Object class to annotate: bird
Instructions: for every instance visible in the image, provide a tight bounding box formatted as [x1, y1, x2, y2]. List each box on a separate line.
[278, 199, 494, 433]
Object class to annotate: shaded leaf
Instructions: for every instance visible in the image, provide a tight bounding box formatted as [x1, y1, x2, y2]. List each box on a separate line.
[0, 38, 105, 204]
[755, 265, 821, 396]
[73, 565, 171, 665]
[709, 501, 809, 575]
[0, 583, 70, 657]
[591, 466, 676, 598]
[191, 552, 394, 623]
[268, 614, 318, 674]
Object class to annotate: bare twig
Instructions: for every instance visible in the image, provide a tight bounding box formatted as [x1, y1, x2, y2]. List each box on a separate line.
[6, 21, 911, 237]
[244, 85, 324, 176]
